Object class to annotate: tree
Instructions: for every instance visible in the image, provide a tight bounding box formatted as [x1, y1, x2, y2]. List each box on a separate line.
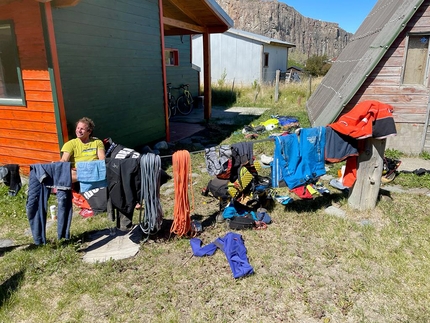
[304, 54, 331, 76]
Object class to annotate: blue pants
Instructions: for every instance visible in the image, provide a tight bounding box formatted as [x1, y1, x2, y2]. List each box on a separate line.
[190, 232, 254, 279]
[26, 163, 73, 245]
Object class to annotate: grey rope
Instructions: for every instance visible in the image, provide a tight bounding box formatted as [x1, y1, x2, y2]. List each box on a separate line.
[139, 153, 163, 241]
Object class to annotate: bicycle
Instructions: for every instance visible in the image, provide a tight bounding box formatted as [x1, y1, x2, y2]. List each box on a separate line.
[166, 83, 176, 119]
[176, 84, 194, 116]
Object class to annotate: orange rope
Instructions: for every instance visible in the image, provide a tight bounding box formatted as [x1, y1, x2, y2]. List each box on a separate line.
[170, 150, 194, 237]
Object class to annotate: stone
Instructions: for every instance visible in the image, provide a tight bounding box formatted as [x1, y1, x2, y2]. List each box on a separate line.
[324, 206, 346, 218]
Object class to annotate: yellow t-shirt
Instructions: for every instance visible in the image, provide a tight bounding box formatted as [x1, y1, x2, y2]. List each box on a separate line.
[61, 138, 104, 167]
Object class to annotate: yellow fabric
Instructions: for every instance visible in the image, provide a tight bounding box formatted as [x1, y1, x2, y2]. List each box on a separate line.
[306, 184, 318, 196]
[61, 138, 104, 168]
[260, 118, 279, 127]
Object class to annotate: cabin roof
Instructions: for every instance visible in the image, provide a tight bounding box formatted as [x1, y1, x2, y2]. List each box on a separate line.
[225, 28, 296, 47]
[306, 0, 425, 126]
[162, 0, 234, 35]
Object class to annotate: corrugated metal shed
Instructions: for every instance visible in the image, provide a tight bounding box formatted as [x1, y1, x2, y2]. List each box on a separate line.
[307, 0, 425, 126]
[227, 28, 295, 47]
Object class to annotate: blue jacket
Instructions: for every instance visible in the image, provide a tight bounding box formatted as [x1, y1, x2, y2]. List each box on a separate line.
[272, 127, 326, 189]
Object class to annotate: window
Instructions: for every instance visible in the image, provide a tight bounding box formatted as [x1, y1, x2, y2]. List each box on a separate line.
[0, 21, 24, 105]
[165, 49, 179, 66]
[263, 52, 269, 68]
[402, 34, 430, 85]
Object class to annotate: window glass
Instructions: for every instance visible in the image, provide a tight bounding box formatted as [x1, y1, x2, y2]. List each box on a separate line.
[0, 21, 24, 105]
[165, 49, 179, 66]
[263, 53, 269, 68]
[403, 35, 429, 85]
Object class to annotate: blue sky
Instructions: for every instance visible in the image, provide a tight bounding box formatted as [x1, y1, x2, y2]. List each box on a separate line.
[279, 0, 378, 33]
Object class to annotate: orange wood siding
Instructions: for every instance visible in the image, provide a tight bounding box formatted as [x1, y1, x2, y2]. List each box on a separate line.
[349, 2, 430, 124]
[0, 0, 59, 175]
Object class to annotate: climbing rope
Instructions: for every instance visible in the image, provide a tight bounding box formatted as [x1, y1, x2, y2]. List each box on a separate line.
[170, 150, 194, 237]
[139, 153, 163, 241]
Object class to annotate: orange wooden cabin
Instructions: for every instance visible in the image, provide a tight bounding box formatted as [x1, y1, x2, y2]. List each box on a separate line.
[0, 0, 66, 175]
[0, 0, 232, 176]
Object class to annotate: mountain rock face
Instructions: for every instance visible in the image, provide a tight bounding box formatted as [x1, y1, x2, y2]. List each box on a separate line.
[216, 0, 353, 61]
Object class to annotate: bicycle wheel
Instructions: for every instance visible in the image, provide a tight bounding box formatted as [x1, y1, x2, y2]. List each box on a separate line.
[168, 96, 175, 119]
[176, 93, 193, 115]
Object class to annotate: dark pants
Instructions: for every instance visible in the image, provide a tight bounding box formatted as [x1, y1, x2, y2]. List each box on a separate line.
[26, 163, 73, 245]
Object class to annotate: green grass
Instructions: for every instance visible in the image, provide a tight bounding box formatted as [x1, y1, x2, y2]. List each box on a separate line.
[1, 81, 430, 322]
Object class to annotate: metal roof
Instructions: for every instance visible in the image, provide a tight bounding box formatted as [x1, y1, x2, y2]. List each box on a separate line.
[226, 28, 296, 48]
[306, 0, 425, 126]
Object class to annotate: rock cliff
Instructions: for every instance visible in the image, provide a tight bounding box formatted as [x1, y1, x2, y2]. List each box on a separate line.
[216, 0, 352, 62]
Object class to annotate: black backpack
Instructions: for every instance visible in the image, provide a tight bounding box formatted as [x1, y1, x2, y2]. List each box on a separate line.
[204, 177, 230, 200]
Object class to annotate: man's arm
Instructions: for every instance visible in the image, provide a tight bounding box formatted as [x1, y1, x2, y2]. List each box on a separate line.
[97, 148, 106, 161]
[60, 151, 71, 162]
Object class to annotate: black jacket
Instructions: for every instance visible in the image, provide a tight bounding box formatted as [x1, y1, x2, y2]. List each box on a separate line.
[106, 157, 141, 216]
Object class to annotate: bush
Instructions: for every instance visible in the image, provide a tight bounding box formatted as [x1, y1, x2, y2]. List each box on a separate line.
[305, 54, 331, 76]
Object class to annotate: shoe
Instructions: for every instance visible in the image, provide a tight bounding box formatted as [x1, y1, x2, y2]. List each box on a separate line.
[79, 208, 94, 218]
[0, 166, 8, 180]
[329, 178, 348, 191]
[118, 225, 133, 232]
[274, 195, 293, 205]
[260, 154, 273, 166]
[216, 212, 225, 223]
[381, 172, 396, 184]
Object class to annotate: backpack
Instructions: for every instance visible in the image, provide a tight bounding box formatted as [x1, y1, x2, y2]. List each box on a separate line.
[204, 177, 230, 200]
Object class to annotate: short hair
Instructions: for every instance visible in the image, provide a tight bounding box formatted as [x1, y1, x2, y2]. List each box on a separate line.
[76, 117, 95, 135]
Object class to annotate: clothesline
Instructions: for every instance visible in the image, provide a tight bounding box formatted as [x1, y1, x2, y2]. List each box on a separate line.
[159, 137, 275, 159]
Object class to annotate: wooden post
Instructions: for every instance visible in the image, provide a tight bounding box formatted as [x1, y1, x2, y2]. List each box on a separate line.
[275, 69, 280, 102]
[348, 138, 386, 210]
[203, 32, 212, 120]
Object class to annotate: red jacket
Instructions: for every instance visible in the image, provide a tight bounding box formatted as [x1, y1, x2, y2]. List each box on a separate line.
[328, 100, 397, 139]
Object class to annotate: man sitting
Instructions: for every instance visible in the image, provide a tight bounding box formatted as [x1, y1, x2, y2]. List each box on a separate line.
[60, 117, 105, 183]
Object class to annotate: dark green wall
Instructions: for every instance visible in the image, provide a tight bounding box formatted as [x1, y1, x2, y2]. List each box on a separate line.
[52, 0, 165, 148]
[165, 35, 200, 99]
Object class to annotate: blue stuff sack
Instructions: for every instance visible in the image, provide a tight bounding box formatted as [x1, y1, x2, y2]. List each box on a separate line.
[256, 208, 272, 224]
[278, 116, 299, 127]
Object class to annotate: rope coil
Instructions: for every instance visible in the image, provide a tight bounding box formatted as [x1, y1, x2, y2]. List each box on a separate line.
[139, 153, 163, 241]
[170, 150, 194, 237]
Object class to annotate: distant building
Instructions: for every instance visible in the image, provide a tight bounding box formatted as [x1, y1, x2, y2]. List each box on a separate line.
[192, 28, 295, 85]
[286, 66, 303, 82]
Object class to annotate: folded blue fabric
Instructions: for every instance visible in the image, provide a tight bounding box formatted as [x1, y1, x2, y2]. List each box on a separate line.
[256, 210, 272, 224]
[76, 160, 107, 193]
